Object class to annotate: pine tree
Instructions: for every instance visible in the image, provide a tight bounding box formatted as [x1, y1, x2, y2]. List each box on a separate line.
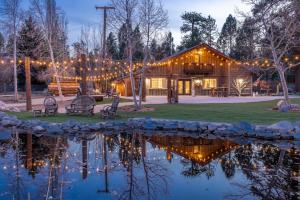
[161, 32, 175, 57]
[17, 15, 44, 59]
[5, 35, 14, 55]
[106, 32, 119, 60]
[231, 17, 257, 60]
[118, 23, 128, 60]
[0, 32, 4, 53]
[132, 25, 144, 61]
[180, 12, 206, 48]
[150, 39, 159, 60]
[217, 14, 237, 55]
[17, 16, 46, 89]
[203, 15, 218, 47]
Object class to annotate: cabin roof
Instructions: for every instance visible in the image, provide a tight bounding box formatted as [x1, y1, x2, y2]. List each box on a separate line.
[159, 43, 233, 62]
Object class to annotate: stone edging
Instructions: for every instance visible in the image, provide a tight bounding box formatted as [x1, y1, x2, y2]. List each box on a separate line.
[0, 112, 299, 142]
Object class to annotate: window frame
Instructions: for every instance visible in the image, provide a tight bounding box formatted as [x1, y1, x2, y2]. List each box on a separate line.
[203, 78, 217, 89]
[150, 78, 167, 89]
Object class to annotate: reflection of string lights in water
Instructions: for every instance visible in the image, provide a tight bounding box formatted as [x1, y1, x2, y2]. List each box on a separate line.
[1, 133, 299, 193]
[1, 142, 298, 174]
[0, 132, 299, 200]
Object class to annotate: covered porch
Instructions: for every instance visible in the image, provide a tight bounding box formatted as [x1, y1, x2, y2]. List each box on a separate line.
[145, 76, 231, 97]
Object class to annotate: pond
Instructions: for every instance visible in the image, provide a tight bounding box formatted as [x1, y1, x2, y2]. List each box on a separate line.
[0, 128, 299, 200]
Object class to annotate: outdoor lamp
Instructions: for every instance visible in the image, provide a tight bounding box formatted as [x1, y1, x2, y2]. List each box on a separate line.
[194, 79, 202, 86]
[237, 78, 244, 85]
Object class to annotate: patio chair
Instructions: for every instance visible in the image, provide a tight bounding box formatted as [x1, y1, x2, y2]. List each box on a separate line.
[100, 95, 120, 119]
[33, 95, 58, 117]
[44, 95, 58, 115]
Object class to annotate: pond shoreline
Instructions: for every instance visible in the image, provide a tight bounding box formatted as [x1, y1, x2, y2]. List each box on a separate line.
[0, 112, 299, 146]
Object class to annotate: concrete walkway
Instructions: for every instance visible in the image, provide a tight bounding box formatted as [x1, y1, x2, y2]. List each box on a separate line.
[4, 95, 300, 113]
[126, 95, 300, 104]
[4, 96, 134, 113]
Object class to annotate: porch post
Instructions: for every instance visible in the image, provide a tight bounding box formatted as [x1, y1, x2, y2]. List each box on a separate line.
[192, 79, 195, 97]
[167, 76, 172, 103]
[228, 63, 231, 96]
[175, 78, 179, 103]
[124, 79, 128, 96]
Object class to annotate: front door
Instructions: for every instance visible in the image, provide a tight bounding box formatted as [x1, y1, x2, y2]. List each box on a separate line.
[178, 80, 191, 95]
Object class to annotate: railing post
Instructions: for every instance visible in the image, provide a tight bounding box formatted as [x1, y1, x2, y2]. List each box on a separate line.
[25, 57, 32, 111]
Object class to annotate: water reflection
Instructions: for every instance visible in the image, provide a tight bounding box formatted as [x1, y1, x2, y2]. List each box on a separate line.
[0, 129, 299, 200]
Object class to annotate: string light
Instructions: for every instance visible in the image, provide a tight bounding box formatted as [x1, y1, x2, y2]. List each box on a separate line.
[0, 50, 300, 83]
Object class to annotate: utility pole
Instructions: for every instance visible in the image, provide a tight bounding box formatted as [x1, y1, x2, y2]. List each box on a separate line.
[95, 6, 115, 93]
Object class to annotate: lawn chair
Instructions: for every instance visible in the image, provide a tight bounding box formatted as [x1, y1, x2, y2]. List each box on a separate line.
[65, 95, 96, 115]
[33, 95, 58, 117]
[100, 95, 120, 119]
[44, 95, 58, 115]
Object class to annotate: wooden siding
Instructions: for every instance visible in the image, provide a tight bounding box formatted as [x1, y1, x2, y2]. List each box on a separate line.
[145, 46, 230, 79]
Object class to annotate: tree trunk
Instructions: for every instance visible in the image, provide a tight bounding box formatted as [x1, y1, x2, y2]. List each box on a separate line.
[49, 43, 64, 101]
[13, 29, 18, 102]
[138, 67, 145, 109]
[128, 41, 138, 110]
[278, 67, 290, 104]
[138, 53, 149, 110]
[138, 33, 150, 110]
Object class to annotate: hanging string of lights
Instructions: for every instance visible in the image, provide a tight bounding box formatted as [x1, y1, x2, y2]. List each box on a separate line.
[0, 49, 299, 82]
[1, 54, 299, 68]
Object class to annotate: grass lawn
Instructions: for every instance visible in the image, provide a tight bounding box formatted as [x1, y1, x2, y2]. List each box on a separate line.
[6, 99, 300, 125]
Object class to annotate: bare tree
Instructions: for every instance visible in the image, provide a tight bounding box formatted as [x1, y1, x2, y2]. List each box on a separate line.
[137, 0, 168, 109]
[31, 0, 65, 101]
[233, 78, 250, 96]
[80, 25, 92, 55]
[0, 0, 23, 101]
[245, 0, 300, 106]
[110, 0, 140, 109]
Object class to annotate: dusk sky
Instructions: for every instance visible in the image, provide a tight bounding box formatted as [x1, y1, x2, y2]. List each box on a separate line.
[26, 0, 252, 46]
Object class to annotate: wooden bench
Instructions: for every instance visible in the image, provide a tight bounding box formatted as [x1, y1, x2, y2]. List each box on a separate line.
[100, 96, 120, 119]
[65, 95, 96, 115]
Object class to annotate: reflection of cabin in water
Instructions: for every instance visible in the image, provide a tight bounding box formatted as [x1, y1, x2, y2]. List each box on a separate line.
[148, 136, 238, 165]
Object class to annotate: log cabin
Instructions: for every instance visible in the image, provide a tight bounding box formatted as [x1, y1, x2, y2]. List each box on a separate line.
[115, 43, 253, 99]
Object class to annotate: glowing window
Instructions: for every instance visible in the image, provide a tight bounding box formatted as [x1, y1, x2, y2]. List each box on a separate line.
[194, 55, 200, 63]
[203, 79, 217, 89]
[150, 78, 167, 89]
